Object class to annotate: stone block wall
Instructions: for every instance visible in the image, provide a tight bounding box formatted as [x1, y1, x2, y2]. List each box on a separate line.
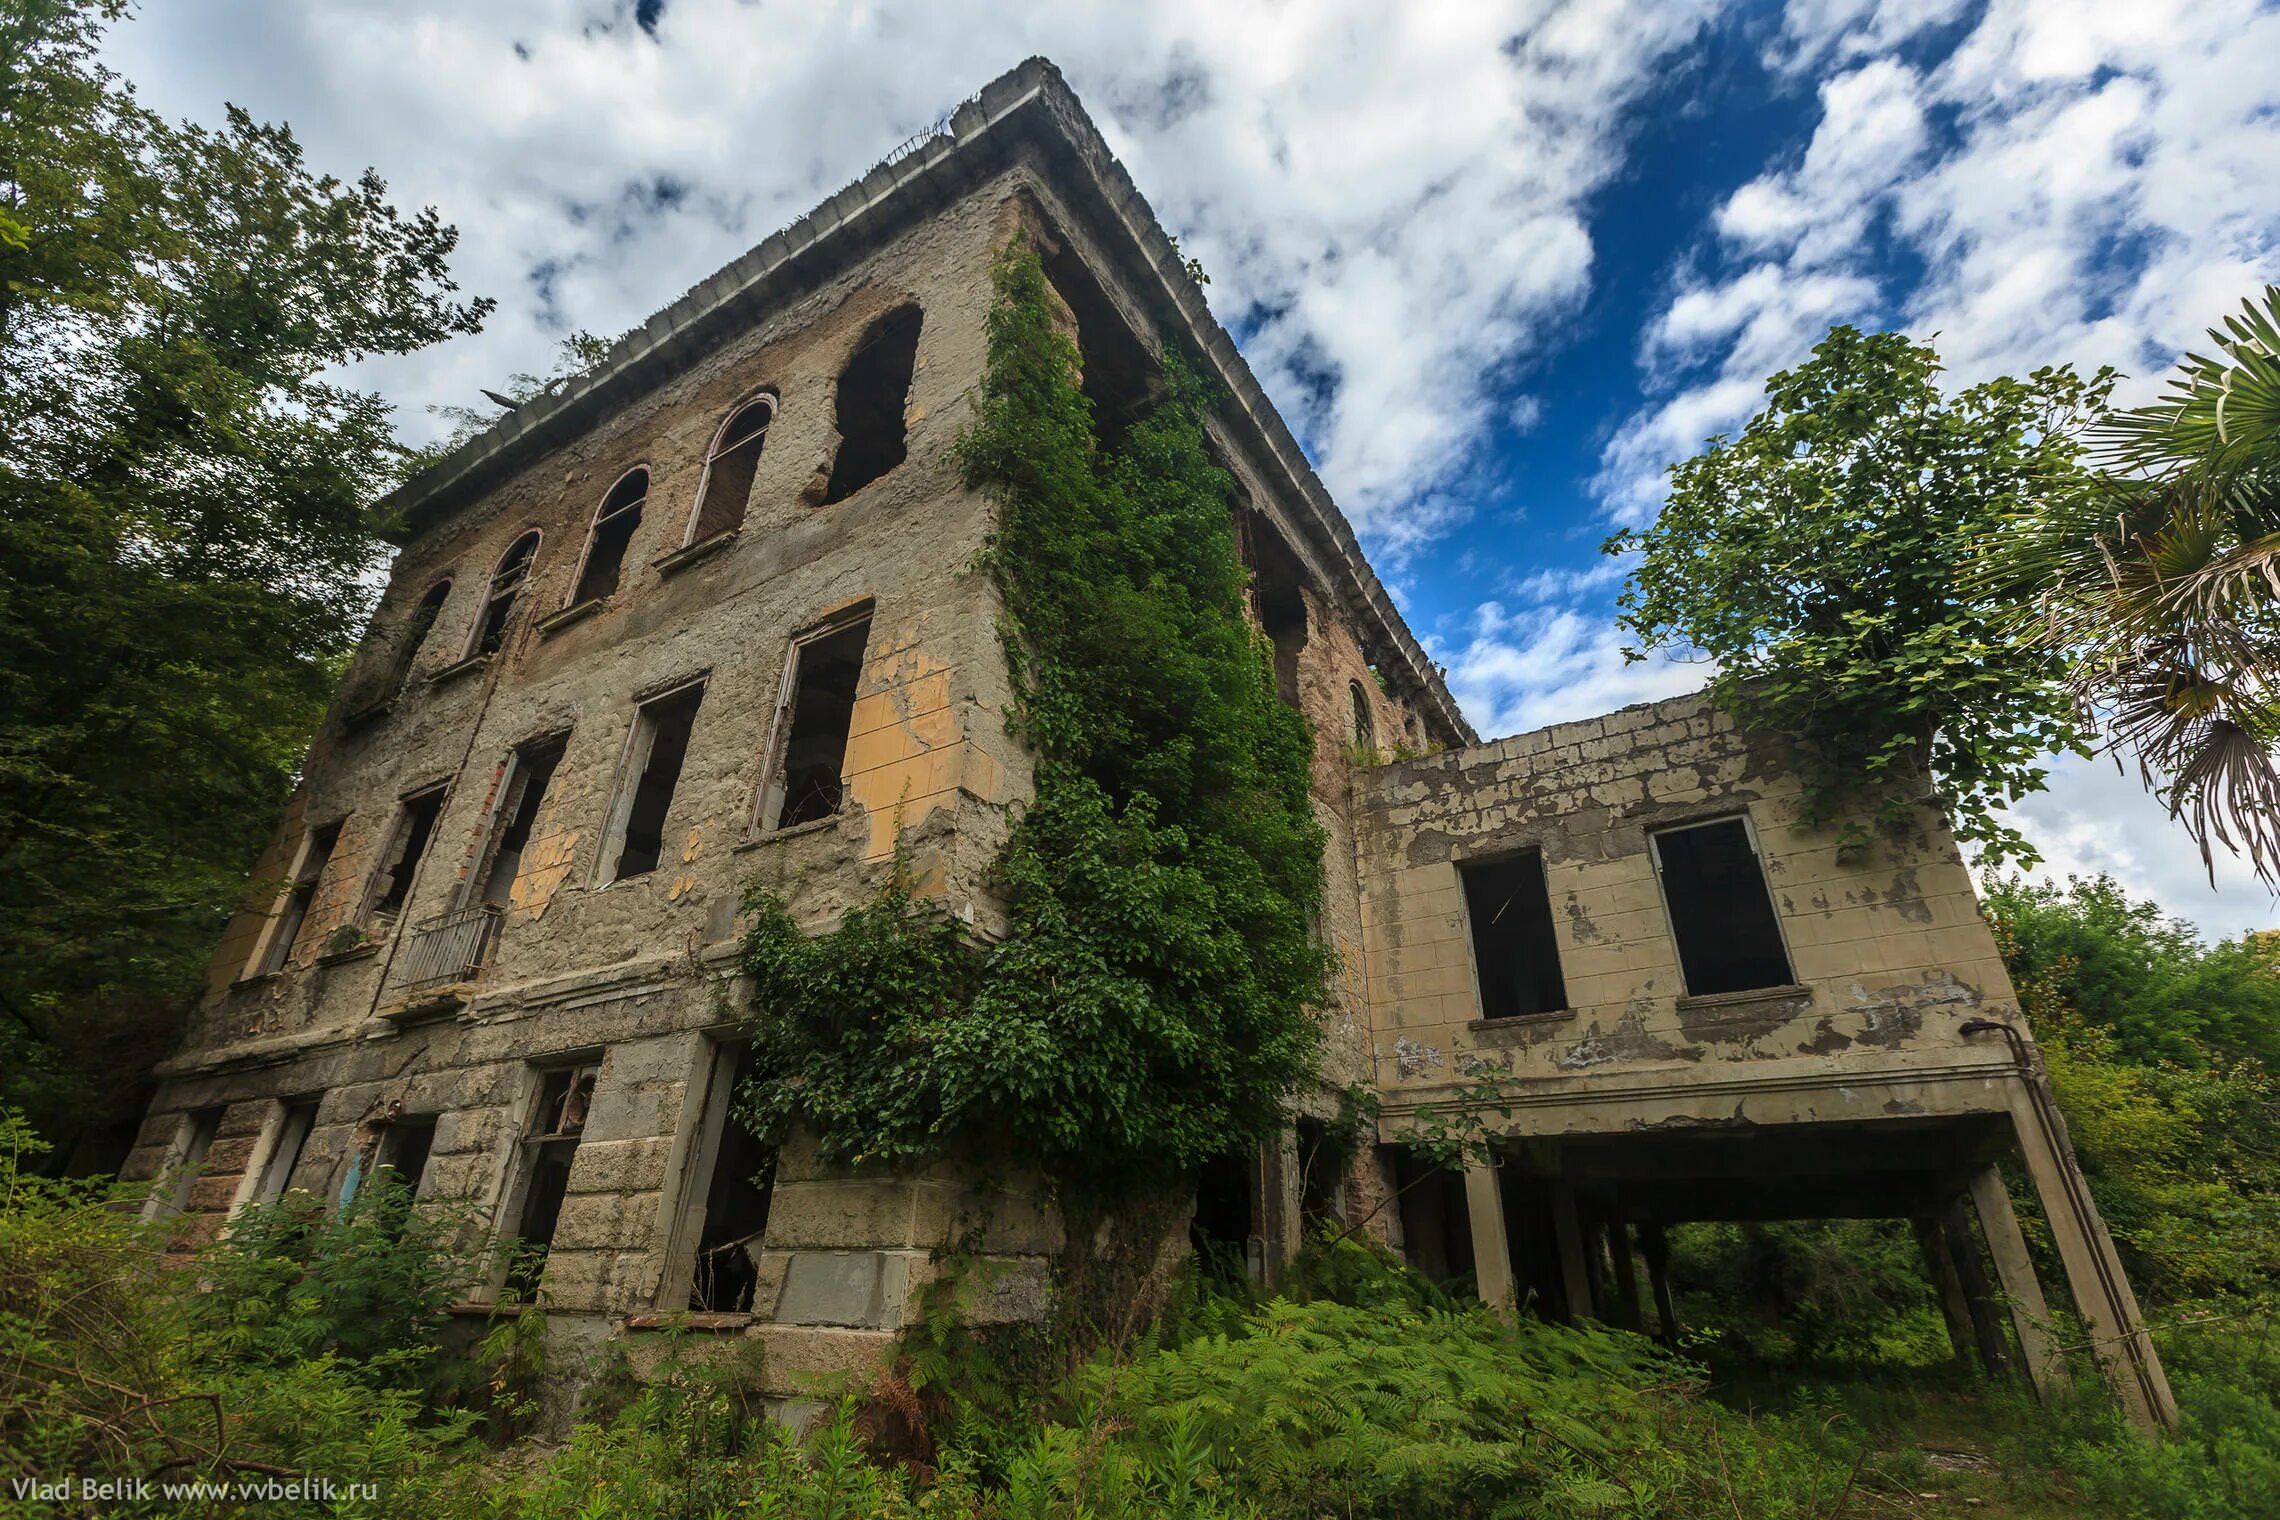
[1355, 691, 2024, 1105]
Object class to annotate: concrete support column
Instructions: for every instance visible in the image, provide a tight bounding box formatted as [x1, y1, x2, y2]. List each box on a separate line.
[1463, 1160, 1514, 1315]
[1637, 1224, 1680, 1345]
[1607, 1220, 1645, 1334]
[1551, 1177, 1593, 1322]
[1260, 1128, 1303, 1291]
[1941, 1197, 2014, 1377]
[2005, 1082, 2177, 1430]
[1914, 1215, 1980, 1369]
[1968, 1164, 2071, 1401]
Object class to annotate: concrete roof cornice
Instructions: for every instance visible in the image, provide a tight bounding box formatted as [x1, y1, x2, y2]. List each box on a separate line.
[378, 57, 1475, 746]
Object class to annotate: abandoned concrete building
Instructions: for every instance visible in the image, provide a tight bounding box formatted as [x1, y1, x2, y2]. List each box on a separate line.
[124, 58, 2172, 1430]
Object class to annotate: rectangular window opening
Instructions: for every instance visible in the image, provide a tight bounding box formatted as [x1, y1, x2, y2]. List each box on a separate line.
[376, 1114, 436, 1192]
[765, 613, 871, 831]
[1651, 817, 1794, 997]
[1460, 852, 1568, 1019]
[258, 821, 342, 976]
[254, 1099, 320, 1205]
[478, 735, 568, 905]
[506, 1064, 596, 1298]
[607, 687, 703, 881]
[370, 787, 446, 924]
[159, 1107, 224, 1215]
[686, 1044, 775, 1313]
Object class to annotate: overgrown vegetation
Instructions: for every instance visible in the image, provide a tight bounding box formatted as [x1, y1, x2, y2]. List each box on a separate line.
[1607, 327, 2109, 863]
[0, 0, 486, 1153]
[738, 245, 1327, 1204]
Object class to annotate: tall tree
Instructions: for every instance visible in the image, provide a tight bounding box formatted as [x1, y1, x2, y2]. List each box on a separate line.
[1607, 326, 2110, 864]
[1987, 288, 2280, 883]
[0, 0, 488, 1153]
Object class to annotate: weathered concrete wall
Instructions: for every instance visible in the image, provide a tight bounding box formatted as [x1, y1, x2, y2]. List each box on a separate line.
[1355, 691, 2025, 1120]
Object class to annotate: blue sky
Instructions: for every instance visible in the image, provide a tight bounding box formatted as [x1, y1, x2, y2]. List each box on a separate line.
[111, 0, 2279, 936]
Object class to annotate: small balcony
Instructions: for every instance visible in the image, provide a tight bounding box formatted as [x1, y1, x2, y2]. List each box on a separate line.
[391, 903, 502, 1016]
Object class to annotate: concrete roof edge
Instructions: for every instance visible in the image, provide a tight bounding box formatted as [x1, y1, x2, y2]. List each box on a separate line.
[375, 55, 1474, 744]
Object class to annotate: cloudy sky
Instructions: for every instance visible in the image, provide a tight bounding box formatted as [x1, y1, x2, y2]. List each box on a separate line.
[109, 0, 2279, 938]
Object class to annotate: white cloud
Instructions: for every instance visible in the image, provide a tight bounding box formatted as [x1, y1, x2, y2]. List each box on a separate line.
[1608, 0, 2280, 518]
[1998, 755, 2275, 943]
[1440, 598, 1710, 740]
[103, 0, 1717, 562]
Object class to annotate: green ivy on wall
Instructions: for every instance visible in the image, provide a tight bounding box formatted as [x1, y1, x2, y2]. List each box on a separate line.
[738, 243, 1329, 1195]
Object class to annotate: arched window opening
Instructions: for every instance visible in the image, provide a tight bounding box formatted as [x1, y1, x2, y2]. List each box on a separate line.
[572, 469, 647, 606]
[389, 579, 451, 694]
[690, 395, 774, 543]
[1349, 681, 1375, 754]
[824, 306, 921, 504]
[1239, 510, 1309, 708]
[474, 532, 541, 657]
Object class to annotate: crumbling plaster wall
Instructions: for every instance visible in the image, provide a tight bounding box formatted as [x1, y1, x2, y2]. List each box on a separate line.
[128, 176, 1050, 1386]
[1355, 691, 2027, 1117]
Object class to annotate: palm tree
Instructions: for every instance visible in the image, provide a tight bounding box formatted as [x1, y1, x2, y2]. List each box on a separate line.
[1996, 287, 2280, 883]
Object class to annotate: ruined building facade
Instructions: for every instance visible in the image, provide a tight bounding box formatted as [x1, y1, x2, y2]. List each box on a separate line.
[125, 60, 2172, 1428]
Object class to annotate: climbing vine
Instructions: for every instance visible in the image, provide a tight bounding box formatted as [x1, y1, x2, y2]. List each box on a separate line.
[739, 243, 1328, 1195]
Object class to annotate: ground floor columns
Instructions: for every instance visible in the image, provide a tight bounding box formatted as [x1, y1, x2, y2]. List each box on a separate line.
[1464, 1159, 1515, 1314]
[1915, 1215, 1982, 1369]
[1967, 1164, 2070, 1400]
[2005, 1083, 2177, 1430]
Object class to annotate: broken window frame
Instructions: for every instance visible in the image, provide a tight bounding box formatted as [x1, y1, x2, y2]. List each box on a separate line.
[567, 467, 648, 608]
[660, 1040, 777, 1314]
[246, 1097, 320, 1208]
[248, 820, 343, 979]
[752, 603, 873, 836]
[465, 733, 570, 910]
[146, 1107, 223, 1219]
[1457, 849, 1570, 1021]
[822, 306, 921, 505]
[386, 578, 452, 696]
[598, 679, 707, 884]
[469, 530, 542, 659]
[362, 783, 449, 931]
[1648, 813, 1797, 998]
[496, 1060, 599, 1300]
[684, 393, 776, 546]
[1349, 680, 1375, 753]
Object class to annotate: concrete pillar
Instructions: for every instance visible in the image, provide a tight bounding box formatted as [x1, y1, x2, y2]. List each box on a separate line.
[1968, 1164, 2071, 1401]
[1463, 1160, 1515, 1315]
[1260, 1128, 1302, 1291]
[1637, 1224, 1680, 1345]
[1551, 1177, 1593, 1322]
[2005, 1083, 2176, 1430]
[1607, 1220, 1645, 1334]
[1941, 1198, 2014, 1377]
[1914, 1215, 1980, 1368]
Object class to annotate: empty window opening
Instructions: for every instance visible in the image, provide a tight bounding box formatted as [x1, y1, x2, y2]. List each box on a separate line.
[507, 1064, 595, 1297]
[375, 1114, 436, 1191]
[1460, 852, 1568, 1019]
[1297, 1118, 1347, 1228]
[1191, 1148, 1261, 1286]
[388, 580, 451, 694]
[1651, 817, 1794, 996]
[157, 1108, 223, 1215]
[258, 821, 341, 976]
[1240, 511, 1310, 707]
[687, 1044, 775, 1313]
[691, 395, 774, 542]
[765, 612, 871, 831]
[607, 685, 704, 881]
[1349, 681, 1375, 753]
[477, 735, 568, 906]
[823, 306, 920, 503]
[253, 1099, 319, 1205]
[572, 469, 647, 606]
[475, 531, 541, 657]
[369, 786, 446, 925]
[1040, 235, 1160, 450]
